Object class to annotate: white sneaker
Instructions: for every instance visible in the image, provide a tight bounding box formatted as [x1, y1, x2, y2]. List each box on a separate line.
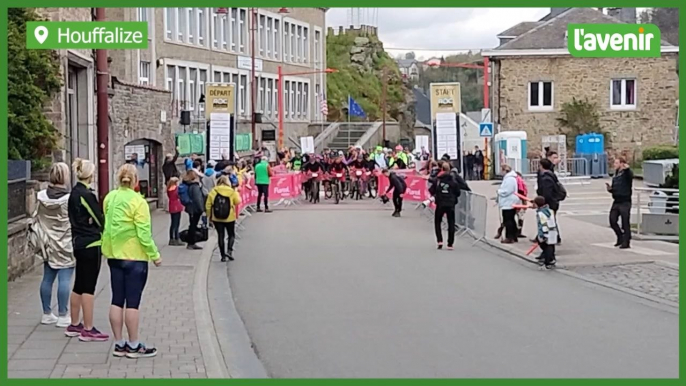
[41, 313, 58, 325]
[56, 315, 71, 328]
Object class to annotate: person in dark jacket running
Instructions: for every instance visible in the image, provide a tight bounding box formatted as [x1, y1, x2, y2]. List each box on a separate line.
[606, 157, 633, 249]
[381, 168, 406, 217]
[182, 171, 205, 250]
[66, 159, 108, 341]
[429, 163, 460, 250]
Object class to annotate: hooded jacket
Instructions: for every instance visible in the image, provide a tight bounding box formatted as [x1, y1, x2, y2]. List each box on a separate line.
[205, 185, 242, 223]
[101, 187, 160, 262]
[201, 168, 216, 196]
[536, 170, 560, 211]
[429, 171, 461, 208]
[183, 180, 205, 216]
[31, 186, 75, 269]
[68, 182, 104, 250]
[497, 170, 520, 210]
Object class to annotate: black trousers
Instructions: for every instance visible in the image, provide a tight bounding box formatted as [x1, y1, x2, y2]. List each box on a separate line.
[187, 212, 201, 245]
[609, 201, 631, 245]
[214, 221, 236, 258]
[434, 206, 456, 246]
[392, 192, 403, 213]
[539, 241, 556, 264]
[501, 209, 518, 241]
[256, 184, 269, 209]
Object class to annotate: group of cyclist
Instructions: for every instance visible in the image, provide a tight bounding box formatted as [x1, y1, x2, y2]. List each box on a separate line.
[286, 145, 415, 204]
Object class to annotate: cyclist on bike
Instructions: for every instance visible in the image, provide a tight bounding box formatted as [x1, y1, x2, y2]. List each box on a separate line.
[288, 151, 303, 171]
[302, 156, 325, 203]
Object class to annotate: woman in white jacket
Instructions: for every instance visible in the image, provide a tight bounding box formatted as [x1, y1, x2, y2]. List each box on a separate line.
[497, 164, 520, 244]
[31, 162, 76, 327]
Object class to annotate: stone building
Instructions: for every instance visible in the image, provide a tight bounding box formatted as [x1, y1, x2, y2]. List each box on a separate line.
[35, 8, 96, 168]
[107, 7, 328, 151]
[483, 7, 679, 160]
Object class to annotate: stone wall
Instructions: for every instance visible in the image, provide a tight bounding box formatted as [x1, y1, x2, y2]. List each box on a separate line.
[7, 180, 44, 281]
[493, 54, 679, 161]
[109, 78, 174, 204]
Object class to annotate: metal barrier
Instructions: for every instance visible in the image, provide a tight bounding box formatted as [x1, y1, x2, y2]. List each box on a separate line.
[527, 157, 589, 176]
[415, 191, 488, 247]
[635, 187, 679, 241]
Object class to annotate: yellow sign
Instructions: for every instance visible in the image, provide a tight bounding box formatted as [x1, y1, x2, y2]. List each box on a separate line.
[430, 82, 461, 119]
[205, 83, 235, 118]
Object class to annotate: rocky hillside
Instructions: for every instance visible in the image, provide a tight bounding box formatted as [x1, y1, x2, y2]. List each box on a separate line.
[326, 31, 416, 142]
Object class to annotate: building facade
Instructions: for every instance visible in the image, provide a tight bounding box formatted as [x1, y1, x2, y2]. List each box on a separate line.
[108, 7, 328, 147]
[397, 59, 419, 82]
[484, 8, 679, 160]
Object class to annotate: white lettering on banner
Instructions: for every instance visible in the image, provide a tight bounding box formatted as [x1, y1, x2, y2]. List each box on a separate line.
[274, 187, 291, 195]
[406, 189, 421, 198]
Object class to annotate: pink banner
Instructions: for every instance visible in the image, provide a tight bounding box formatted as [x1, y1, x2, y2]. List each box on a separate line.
[269, 175, 294, 200]
[403, 175, 428, 202]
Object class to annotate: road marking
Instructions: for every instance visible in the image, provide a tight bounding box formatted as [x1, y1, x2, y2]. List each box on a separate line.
[591, 242, 673, 256]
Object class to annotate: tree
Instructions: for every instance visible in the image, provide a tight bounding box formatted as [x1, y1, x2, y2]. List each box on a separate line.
[639, 8, 678, 45]
[556, 98, 606, 150]
[8, 8, 62, 167]
[404, 51, 416, 60]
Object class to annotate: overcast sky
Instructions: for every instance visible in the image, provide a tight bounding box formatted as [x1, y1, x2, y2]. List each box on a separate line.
[326, 8, 576, 59]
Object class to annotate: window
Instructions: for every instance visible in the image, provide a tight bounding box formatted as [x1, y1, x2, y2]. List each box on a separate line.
[303, 26, 309, 64]
[187, 8, 195, 44]
[295, 82, 301, 119]
[303, 83, 309, 119]
[259, 15, 266, 56]
[284, 22, 290, 62]
[178, 67, 187, 110]
[296, 26, 302, 62]
[611, 79, 636, 109]
[231, 8, 238, 51]
[258, 77, 266, 113]
[139, 61, 151, 85]
[189, 68, 198, 111]
[266, 17, 273, 58]
[239, 9, 246, 53]
[314, 29, 321, 65]
[274, 20, 281, 60]
[178, 8, 186, 41]
[266, 79, 273, 118]
[528, 81, 553, 110]
[138, 8, 152, 35]
[198, 8, 205, 46]
[212, 14, 219, 48]
[165, 8, 176, 39]
[220, 15, 227, 50]
[239, 74, 248, 115]
[289, 82, 295, 119]
[284, 81, 290, 118]
[214, 71, 221, 82]
[315, 83, 321, 120]
[290, 24, 296, 62]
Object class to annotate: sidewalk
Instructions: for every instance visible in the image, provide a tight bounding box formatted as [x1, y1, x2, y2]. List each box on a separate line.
[7, 211, 216, 379]
[468, 181, 679, 267]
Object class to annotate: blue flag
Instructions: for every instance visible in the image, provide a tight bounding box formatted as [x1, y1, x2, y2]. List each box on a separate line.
[348, 96, 367, 118]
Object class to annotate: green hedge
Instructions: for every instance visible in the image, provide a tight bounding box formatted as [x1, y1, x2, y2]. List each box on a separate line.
[642, 145, 679, 161]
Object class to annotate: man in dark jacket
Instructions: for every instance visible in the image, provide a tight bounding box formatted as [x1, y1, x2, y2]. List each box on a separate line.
[536, 158, 562, 245]
[163, 148, 180, 184]
[382, 168, 406, 217]
[473, 146, 484, 180]
[440, 155, 471, 193]
[429, 163, 460, 249]
[183, 173, 205, 250]
[607, 157, 633, 249]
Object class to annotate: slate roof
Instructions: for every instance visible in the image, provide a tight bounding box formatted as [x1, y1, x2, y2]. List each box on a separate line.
[413, 88, 431, 126]
[397, 59, 417, 69]
[496, 22, 542, 38]
[495, 7, 676, 51]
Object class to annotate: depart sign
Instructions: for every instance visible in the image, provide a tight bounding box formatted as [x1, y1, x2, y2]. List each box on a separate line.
[205, 83, 235, 118]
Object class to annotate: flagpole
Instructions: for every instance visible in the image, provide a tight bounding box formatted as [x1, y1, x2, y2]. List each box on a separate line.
[347, 94, 351, 148]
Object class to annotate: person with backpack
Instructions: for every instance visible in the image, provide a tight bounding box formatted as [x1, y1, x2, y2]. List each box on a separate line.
[381, 168, 407, 217]
[536, 158, 566, 245]
[205, 176, 242, 262]
[181, 171, 205, 250]
[429, 162, 460, 250]
[166, 177, 184, 246]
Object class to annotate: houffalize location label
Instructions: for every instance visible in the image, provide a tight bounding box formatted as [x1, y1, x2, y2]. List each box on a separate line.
[26, 21, 148, 49]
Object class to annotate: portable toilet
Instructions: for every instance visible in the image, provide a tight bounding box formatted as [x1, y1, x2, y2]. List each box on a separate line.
[575, 132, 607, 178]
[494, 131, 528, 175]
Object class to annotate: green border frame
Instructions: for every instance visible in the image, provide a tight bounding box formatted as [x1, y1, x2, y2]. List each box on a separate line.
[1, 1, 683, 383]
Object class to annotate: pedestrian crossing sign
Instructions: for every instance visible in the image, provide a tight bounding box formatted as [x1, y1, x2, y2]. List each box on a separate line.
[479, 123, 493, 137]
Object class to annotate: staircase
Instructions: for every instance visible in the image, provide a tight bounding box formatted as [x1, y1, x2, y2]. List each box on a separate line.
[326, 123, 374, 151]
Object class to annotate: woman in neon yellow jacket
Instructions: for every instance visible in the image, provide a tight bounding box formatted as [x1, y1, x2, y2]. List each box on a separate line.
[102, 163, 161, 359]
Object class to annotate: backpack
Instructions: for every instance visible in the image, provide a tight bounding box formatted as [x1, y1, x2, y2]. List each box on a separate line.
[178, 183, 192, 207]
[212, 194, 231, 220]
[516, 175, 528, 197]
[549, 172, 567, 202]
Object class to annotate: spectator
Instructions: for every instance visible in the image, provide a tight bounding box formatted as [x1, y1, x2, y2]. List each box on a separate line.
[533, 196, 558, 269]
[182, 170, 205, 250]
[497, 164, 519, 244]
[184, 153, 198, 171]
[441, 154, 471, 193]
[381, 168, 407, 217]
[606, 157, 633, 249]
[205, 176, 242, 262]
[66, 159, 108, 341]
[166, 177, 184, 246]
[202, 161, 217, 194]
[215, 152, 230, 173]
[102, 163, 161, 358]
[254, 156, 273, 213]
[32, 162, 74, 328]
[536, 158, 564, 245]
[429, 162, 460, 250]
[162, 147, 180, 184]
[473, 146, 484, 180]
[465, 151, 475, 180]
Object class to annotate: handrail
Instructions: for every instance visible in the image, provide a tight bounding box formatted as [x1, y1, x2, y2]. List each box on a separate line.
[355, 122, 383, 148]
[314, 122, 341, 153]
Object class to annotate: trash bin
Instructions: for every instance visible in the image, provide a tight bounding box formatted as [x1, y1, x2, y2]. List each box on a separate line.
[648, 190, 668, 214]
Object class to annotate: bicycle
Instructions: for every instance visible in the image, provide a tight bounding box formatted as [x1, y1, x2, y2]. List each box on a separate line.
[329, 172, 345, 204]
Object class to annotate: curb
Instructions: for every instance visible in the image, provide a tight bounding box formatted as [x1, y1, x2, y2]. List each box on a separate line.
[193, 235, 231, 378]
[483, 239, 680, 310]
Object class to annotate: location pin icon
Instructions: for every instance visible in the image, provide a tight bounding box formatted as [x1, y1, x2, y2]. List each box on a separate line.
[35, 26, 49, 44]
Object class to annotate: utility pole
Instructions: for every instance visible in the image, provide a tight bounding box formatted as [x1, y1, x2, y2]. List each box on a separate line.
[95, 8, 109, 202]
[250, 8, 257, 149]
[381, 66, 387, 146]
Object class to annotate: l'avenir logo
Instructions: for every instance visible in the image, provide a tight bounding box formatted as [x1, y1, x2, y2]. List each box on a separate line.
[567, 23, 661, 58]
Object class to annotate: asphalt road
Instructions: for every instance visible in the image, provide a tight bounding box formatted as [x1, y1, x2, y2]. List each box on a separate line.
[228, 200, 678, 378]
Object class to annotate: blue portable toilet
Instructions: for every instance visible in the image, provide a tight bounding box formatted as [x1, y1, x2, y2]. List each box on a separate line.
[575, 132, 607, 178]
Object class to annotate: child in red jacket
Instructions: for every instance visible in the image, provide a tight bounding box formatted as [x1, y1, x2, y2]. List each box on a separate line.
[167, 177, 184, 246]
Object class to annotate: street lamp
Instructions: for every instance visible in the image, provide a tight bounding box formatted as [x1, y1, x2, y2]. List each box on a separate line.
[277, 66, 337, 149]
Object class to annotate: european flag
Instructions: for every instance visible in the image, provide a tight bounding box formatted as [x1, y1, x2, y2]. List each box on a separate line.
[348, 96, 367, 118]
